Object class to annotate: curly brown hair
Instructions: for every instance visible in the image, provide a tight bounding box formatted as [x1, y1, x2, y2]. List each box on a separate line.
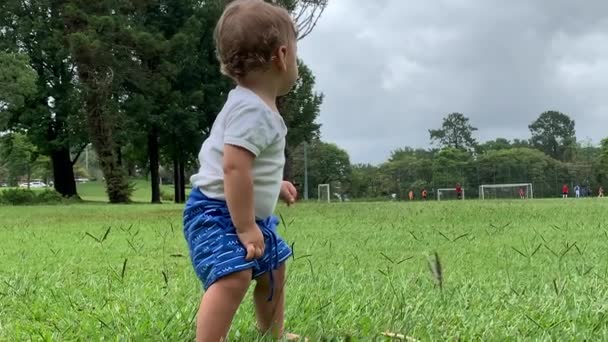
[214, 0, 297, 80]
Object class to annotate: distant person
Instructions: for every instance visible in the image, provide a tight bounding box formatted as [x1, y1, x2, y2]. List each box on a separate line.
[599, 186, 604, 198]
[519, 187, 525, 199]
[455, 183, 463, 200]
[421, 188, 428, 201]
[562, 184, 569, 198]
[575, 185, 581, 198]
[391, 193, 397, 201]
[408, 190, 414, 201]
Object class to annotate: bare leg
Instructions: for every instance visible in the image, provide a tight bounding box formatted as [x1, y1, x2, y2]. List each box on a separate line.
[254, 264, 288, 339]
[196, 270, 252, 342]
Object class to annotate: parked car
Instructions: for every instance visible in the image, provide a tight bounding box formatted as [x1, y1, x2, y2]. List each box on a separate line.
[19, 181, 47, 188]
[30, 181, 47, 188]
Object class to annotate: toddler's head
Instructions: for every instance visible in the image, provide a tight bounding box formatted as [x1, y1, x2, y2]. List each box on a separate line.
[215, 0, 298, 95]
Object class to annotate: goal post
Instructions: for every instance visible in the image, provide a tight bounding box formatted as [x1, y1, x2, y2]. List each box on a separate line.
[318, 184, 330, 203]
[479, 183, 534, 200]
[437, 188, 465, 201]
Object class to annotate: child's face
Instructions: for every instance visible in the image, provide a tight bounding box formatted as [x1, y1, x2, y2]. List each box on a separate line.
[276, 38, 299, 96]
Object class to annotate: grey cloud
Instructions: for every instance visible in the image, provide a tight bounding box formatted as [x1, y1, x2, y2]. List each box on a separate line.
[298, 0, 608, 163]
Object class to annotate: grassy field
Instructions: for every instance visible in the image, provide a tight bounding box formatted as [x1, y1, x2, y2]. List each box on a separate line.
[3, 180, 177, 203]
[76, 180, 179, 203]
[1, 198, 608, 340]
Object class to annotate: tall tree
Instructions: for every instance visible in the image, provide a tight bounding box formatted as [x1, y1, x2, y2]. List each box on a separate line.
[429, 113, 478, 151]
[120, 1, 179, 204]
[280, 61, 323, 180]
[432, 147, 473, 188]
[0, 52, 37, 125]
[151, 0, 231, 204]
[127, 0, 322, 203]
[0, 2, 85, 198]
[0, 133, 41, 186]
[165, 1, 233, 204]
[349, 164, 380, 198]
[529, 110, 576, 161]
[291, 140, 351, 198]
[63, 1, 135, 203]
[381, 147, 434, 196]
[97, 0, 325, 204]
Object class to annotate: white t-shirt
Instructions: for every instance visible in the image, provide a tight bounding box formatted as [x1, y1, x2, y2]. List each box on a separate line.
[190, 86, 287, 219]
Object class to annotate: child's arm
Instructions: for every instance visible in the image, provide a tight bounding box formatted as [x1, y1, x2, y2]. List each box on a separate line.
[223, 144, 265, 261]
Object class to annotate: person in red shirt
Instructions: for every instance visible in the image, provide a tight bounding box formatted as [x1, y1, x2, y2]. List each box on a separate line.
[562, 184, 569, 199]
[519, 187, 525, 199]
[455, 183, 463, 200]
[421, 188, 428, 200]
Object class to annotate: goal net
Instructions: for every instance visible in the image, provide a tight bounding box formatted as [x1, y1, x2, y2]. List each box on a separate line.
[479, 183, 534, 200]
[318, 184, 330, 203]
[437, 188, 465, 201]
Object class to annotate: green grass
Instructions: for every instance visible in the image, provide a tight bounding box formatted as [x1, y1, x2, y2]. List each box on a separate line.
[1, 199, 608, 340]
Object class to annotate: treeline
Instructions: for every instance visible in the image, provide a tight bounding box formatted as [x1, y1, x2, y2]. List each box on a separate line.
[2, 1, 606, 202]
[298, 112, 608, 200]
[0, 0, 327, 203]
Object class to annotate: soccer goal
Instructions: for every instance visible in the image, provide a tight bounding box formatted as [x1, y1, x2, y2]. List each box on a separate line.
[479, 183, 534, 200]
[437, 188, 465, 201]
[318, 184, 330, 203]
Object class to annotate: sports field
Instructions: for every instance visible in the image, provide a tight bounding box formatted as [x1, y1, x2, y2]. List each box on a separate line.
[1, 198, 607, 340]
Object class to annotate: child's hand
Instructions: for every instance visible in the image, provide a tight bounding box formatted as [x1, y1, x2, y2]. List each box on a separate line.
[280, 181, 298, 206]
[237, 224, 265, 260]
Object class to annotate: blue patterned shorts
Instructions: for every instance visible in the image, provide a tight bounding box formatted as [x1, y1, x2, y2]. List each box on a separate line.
[183, 188, 292, 298]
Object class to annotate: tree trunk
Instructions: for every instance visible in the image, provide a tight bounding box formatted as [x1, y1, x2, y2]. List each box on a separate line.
[84, 79, 131, 203]
[50, 148, 78, 197]
[179, 160, 186, 203]
[116, 146, 123, 166]
[173, 156, 182, 203]
[148, 130, 161, 204]
[91, 136, 131, 203]
[172, 155, 187, 203]
[65, 13, 131, 203]
[283, 145, 293, 181]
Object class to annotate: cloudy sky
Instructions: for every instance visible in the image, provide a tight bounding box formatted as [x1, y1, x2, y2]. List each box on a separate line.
[298, 0, 608, 164]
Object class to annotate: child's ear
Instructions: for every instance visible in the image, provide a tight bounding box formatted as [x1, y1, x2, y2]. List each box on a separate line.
[276, 45, 288, 71]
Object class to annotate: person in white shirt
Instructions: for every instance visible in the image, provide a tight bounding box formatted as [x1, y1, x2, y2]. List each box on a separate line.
[183, 1, 300, 341]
